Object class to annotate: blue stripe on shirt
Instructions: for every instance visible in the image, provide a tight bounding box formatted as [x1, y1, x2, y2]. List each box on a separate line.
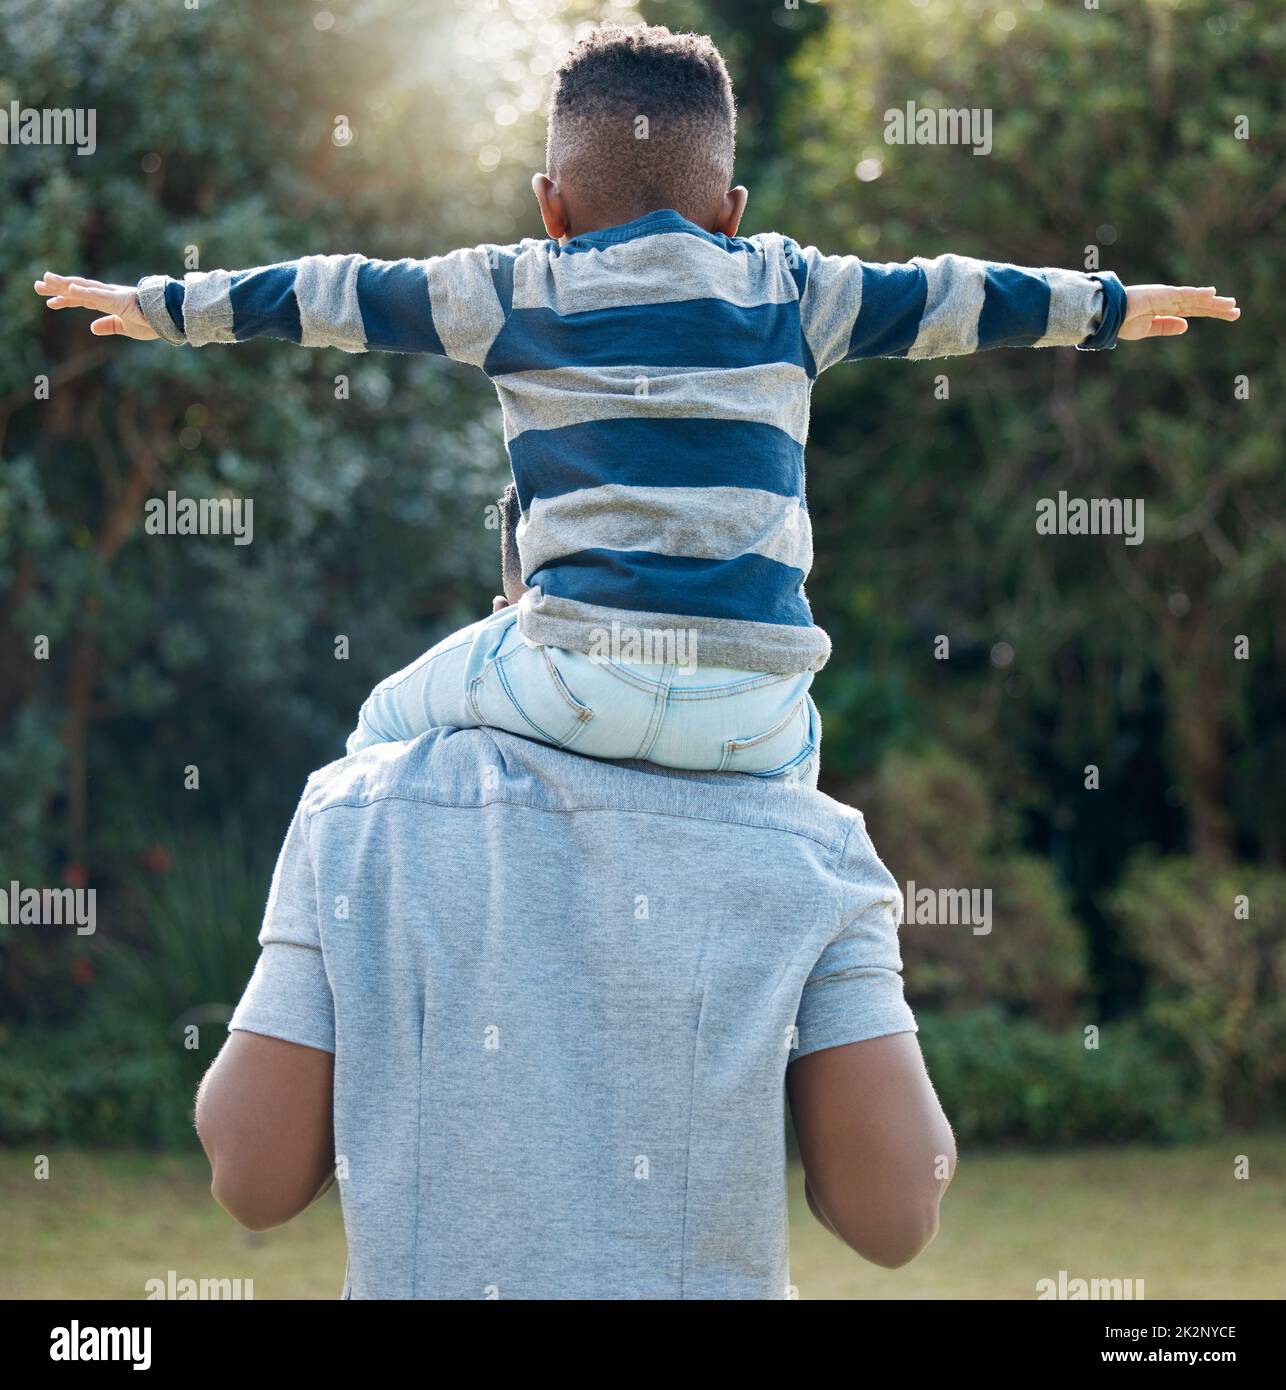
[163, 281, 185, 335]
[528, 549, 815, 628]
[977, 265, 1050, 349]
[486, 299, 808, 376]
[488, 246, 519, 316]
[230, 265, 302, 343]
[509, 416, 805, 511]
[846, 261, 929, 359]
[355, 260, 445, 354]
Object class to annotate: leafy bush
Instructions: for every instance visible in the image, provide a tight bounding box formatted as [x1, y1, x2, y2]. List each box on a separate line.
[0, 1016, 197, 1149]
[917, 1008, 1217, 1146]
[99, 817, 272, 1031]
[0, 819, 272, 1148]
[856, 748, 1090, 1024]
[1111, 856, 1286, 1128]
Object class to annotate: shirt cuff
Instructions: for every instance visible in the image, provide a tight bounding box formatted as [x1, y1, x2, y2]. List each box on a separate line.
[228, 941, 336, 1054]
[1077, 270, 1128, 351]
[789, 966, 918, 1063]
[135, 274, 187, 345]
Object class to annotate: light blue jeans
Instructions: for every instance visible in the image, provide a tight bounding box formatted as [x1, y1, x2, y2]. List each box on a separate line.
[347, 605, 820, 783]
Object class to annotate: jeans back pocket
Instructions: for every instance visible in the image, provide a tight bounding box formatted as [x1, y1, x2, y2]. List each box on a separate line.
[471, 640, 595, 750]
[718, 695, 815, 776]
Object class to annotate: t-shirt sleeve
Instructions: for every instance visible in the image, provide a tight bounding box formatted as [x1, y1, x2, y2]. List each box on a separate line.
[792, 814, 916, 1062]
[784, 237, 1127, 374]
[136, 242, 520, 365]
[228, 795, 335, 1054]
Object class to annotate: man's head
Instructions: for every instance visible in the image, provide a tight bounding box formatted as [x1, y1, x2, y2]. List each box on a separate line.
[532, 24, 747, 242]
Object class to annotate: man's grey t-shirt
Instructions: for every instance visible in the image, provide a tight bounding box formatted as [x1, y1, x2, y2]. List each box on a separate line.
[229, 726, 916, 1299]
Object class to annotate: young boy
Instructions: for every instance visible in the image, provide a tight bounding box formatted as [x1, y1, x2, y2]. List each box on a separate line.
[37, 23, 1239, 780]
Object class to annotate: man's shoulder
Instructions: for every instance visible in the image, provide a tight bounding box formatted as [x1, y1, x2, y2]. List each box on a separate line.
[298, 727, 862, 857]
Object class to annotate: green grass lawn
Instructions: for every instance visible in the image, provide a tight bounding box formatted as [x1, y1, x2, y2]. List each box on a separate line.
[2, 1137, 1283, 1299]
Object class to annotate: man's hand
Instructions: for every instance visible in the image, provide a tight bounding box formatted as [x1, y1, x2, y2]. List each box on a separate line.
[1120, 283, 1239, 341]
[34, 271, 159, 340]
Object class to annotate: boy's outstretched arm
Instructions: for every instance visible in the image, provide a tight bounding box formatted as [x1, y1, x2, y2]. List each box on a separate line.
[35, 246, 518, 366]
[789, 245, 1239, 373]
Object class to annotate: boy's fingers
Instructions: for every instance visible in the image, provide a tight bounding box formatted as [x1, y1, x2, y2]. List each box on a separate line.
[40, 281, 118, 311]
[38, 271, 112, 291]
[35, 272, 80, 295]
[1126, 284, 1240, 328]
[43, 295, 96, 310]
[1171, 287, 1238, 317]
[90, 315, 127, 336]
[62, 283, 109, 306]
[36, 274, 122, 305]
[1158, 286, 1238, 318]
[1147, 316, 1188, 337]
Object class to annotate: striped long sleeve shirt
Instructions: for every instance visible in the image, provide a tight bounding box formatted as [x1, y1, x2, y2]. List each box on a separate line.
[137, 208, 1127, 675]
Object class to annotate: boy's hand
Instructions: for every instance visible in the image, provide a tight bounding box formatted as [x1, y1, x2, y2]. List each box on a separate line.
[34, 271, 159, 340]
[1120, 284, 1239, 341]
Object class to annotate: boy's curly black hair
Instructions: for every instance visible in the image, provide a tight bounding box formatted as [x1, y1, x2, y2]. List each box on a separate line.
[547, 23, 736, 225]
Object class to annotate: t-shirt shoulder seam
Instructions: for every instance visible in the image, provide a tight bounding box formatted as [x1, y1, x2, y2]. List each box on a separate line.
[307, 789, 843, 853]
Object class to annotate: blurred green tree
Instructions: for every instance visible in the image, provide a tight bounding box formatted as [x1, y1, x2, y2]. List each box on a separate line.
[0, 0, 605, 1016]
[769, 0, 1284, 880]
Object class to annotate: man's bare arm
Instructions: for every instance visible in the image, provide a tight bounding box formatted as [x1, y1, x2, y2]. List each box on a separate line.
[787, 1032, 957, 1268]
[194, 1030, 335, 1232]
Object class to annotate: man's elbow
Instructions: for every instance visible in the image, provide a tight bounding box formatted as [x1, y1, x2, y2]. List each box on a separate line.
[193, 1034, 335, 1232]
[813, 1166, 953, 1268]
[209, 1169, 291, 1232]
[839, 1193, 943, 1269]
[197, 1108, 303, 1231]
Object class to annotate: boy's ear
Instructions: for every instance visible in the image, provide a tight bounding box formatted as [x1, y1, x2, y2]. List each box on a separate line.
[532, 173, 570, 240]
[713, 186, 749, 239]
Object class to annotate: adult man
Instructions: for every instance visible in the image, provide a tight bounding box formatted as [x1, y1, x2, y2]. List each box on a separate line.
[195, 491, 956, 1299]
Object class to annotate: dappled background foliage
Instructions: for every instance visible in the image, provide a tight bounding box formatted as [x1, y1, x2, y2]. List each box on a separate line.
[1, 0, 1283, 1144]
